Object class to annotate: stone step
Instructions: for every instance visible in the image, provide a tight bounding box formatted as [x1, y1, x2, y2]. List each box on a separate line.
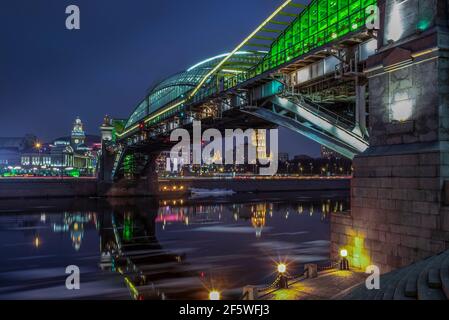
[365, 269, 401, 300]
[428, 268, 441, 289]
[417, 253, 447, 300]
[394, 260, 427, 300]
[381, 268, 411, 300]
[440, 252, 449, 299]
[404, 254, 440, 298]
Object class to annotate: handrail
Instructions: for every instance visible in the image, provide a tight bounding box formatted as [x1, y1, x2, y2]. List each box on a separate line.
[278, 89, 369, 141]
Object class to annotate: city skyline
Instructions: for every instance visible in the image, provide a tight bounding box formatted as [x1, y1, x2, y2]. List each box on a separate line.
[0, 0, 319, 157]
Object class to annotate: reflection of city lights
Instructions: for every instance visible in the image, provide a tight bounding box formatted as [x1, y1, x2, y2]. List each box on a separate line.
[251, 203, 267, 238]
[34, 236, 40, 248]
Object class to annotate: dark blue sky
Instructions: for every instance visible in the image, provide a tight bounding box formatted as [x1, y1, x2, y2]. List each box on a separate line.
[0, 0, 319, 157]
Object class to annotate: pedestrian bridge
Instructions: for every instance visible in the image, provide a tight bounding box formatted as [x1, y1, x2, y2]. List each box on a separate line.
[108, 0, 378, 180]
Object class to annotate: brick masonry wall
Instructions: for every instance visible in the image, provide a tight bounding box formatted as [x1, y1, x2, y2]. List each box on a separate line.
[331, 152, 449, 273]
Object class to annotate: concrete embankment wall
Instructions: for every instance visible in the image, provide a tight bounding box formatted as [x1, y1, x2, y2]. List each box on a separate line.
[0, 178, 98, 199]
[160, 178, 350, 194]
[0, 177, 350, 199]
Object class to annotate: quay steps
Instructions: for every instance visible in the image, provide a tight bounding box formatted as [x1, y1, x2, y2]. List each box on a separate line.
[341, 250, 449, 300]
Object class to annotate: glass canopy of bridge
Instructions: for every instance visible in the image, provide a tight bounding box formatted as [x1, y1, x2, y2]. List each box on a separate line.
[123, 0, 377, 136]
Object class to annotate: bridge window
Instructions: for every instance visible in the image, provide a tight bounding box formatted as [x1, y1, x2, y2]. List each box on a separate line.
[126, 100, 148, 128]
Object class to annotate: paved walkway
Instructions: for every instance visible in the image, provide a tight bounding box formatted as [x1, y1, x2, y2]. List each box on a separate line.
[261, 269, 366, 300]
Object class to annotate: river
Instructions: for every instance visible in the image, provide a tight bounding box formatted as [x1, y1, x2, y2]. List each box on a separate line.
[0, 191, 349, 300]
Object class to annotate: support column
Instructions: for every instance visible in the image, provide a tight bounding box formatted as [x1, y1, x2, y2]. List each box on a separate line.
[331, 0, 449, 273]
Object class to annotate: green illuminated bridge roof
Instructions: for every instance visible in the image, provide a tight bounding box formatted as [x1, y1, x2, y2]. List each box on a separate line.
[125, 51, 266, 129]
[122, 0, 377, 136]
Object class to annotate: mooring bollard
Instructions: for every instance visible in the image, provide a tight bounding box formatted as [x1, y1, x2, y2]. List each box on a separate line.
[340, 249, 350, 270]
[305, 263, 318, 278]
[242, 286, 258, 300]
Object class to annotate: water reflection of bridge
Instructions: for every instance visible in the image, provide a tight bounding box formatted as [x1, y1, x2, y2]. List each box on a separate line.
[99, 199, 206, 300]
[98, 196, 348, 300]
[0, 195, 348, 300]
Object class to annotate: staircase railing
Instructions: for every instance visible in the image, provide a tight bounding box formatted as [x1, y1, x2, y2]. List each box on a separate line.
[111, 148, 124, 180]
[277, 87, 369, 142]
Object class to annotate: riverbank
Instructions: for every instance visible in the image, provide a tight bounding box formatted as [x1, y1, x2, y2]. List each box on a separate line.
[0, 177, 98, 199]
[160, 176, 350, 194]
[0, 176, 350, 199]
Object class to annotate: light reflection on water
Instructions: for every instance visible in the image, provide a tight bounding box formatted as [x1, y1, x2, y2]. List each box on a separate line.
[0, 193, 348, 300]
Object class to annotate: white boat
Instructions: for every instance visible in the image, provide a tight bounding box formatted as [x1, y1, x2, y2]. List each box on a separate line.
[190, 188, 235, 198]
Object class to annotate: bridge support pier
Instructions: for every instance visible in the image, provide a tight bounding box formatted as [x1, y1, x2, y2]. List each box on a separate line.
[331, 1, 449, 273]
[100, 152, 160, 197]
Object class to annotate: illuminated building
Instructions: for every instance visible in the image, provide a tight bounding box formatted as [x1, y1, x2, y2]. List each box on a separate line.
[251, 130, 271, 164]
[71, 117, 86, 148]
[278, 152, 289, 163]
[320, 146, 340, 160]
[0, 135, 38, 173]
[8, 117, 100, 177]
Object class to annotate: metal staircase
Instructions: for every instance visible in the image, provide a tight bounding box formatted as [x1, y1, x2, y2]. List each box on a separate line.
[111, 148, 125, 180]
[243, 89, 369, 159]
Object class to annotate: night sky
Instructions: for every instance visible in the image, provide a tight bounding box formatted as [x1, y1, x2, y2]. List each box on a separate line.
[0, 0, 320, 157]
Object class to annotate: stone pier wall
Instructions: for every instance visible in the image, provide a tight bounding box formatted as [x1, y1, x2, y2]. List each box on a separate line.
[331, 152, 449, 273]
[331, 0, 449, 273]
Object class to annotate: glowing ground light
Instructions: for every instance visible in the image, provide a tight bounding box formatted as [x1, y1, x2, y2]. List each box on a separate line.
[340, 249, 348, 258]
[209, 290, 220, 300]
[277, 263, 287, 274]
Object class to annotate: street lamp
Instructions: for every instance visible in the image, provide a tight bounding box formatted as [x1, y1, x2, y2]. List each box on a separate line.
[209, 290, 221, 300]
[340, 249, 349, 270]
[277, 263, 288, 289]
[277, 263, 287, 274]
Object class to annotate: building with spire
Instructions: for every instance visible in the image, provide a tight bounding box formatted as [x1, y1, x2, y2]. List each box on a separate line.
[71, 117, 86, 148]
[0, 117, 100, 177]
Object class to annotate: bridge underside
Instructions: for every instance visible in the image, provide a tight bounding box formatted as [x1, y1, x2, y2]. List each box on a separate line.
[107, 0, 375, 182]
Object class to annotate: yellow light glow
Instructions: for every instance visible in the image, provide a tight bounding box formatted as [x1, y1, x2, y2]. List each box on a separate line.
[34, 236, 40, 248]
[209, 290, 221, 300]
[277, 263, 287, 274]
[340, 249, 348, 258]
[35, 142, 42, 149]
